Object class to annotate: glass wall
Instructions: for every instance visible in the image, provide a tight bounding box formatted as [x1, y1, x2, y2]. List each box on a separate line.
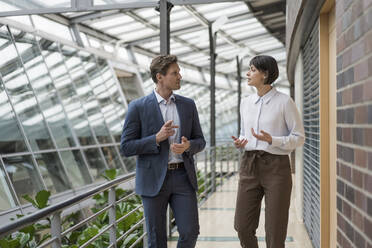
[0, 24, 130, 212]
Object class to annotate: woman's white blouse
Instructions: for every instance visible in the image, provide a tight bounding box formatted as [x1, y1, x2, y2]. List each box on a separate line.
[239, 87, 305, 155]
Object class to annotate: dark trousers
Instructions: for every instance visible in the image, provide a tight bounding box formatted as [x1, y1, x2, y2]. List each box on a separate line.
[141, 168, 199, 248]
[234, 150, 292, 248]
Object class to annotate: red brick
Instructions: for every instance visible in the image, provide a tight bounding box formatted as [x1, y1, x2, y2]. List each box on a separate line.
[352, 84, 363, 104]
[344, 200, 352, 219]
[355, 148, 367, 168]
[352, 208, 364, 232]
[354, 106, 367, 124]
[354, 59, 369, 82]
[364, 217, 372, 241]
[352, 168, 364, 188]
[345, 26, 355, 47]
[343, 88, 353, 105]
[337, 0, 345, 19]
[343, 127, 353, 143]
[365, 128, 372, 146]
[355, 189, 367, 211]
[351, 39, 365, 63]
[363, 79, 372, 101]
[366, 30, 372, 53]
[338, 33, 346, 53]
[352, 1, 363, 21]
[341, 163, 352, 182]
[342, 48, 352, 68]
[338, 211, 346, 232]
[364, 173, 372, 193]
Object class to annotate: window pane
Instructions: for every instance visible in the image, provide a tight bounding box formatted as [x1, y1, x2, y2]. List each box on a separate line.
[122, 155, 136, 173]
[0, 163, 17, 210]
[0, 81, 28, 154]
[12, 31, 76, 149]
[82, 53, 124, 143]
[0, 26, 54, 151]
[34, 152, 71, 193]
[59, 150, 92, 187]
[60, 45, 112, 144]
[2, 155, 44, 205]
[40, 41, 96, 146]
[101, 146, 124, 173]
[83, 148, 106, 181]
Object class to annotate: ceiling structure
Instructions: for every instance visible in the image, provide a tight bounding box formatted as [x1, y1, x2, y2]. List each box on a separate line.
[0, 0, 288, 89]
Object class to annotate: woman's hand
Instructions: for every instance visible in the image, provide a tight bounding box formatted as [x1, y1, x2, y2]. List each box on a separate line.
[231, 136, 248, 149]
[251, 128, 272, 144]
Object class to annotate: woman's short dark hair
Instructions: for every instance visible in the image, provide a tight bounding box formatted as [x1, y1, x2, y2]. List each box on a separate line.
[150, 55, 178, 83]
[249, 55, 279, 85]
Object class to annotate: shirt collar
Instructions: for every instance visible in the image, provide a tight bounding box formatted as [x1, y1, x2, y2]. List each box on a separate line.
[154, 89, 175, 104]
[254, 87, 277, 104]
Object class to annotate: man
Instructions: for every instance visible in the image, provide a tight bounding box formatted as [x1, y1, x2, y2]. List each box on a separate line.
[121, 55, 206, 248]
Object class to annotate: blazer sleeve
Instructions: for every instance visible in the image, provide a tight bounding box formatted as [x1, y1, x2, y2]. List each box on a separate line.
[187, 100, 206, 155]
[120, 101, 160, 157]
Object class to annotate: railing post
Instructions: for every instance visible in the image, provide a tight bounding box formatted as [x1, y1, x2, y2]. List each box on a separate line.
[211, 147, 216, 192]
[108, 187, 117, 248]
[220, 147, 223, 190]
[143, 220, 148, 248]
[227, 146, 230, 176]
[204, 149, 208, 196]
[167, 207, 172, 238]
[51, 212, 62, 248]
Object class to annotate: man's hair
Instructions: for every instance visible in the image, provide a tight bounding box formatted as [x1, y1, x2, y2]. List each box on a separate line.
[150, 55, 178, 83]
[249, 55, 279, 85]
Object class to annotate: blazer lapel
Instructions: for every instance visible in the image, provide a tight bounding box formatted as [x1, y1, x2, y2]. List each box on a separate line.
[175, 95, 185, 138]
[149, 92, 164, 130]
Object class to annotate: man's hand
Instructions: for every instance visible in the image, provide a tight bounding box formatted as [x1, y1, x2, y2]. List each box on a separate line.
[251, 128, 272, 144]
[171, 136, 190, 154]
[231, 136, 248, 149]
[156, 120, 178, 144]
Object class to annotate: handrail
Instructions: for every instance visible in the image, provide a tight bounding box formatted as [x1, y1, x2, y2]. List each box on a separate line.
[0, 172, 136, 238]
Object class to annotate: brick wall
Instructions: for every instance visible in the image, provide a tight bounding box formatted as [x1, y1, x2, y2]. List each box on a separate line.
[336, 0, 372, 247]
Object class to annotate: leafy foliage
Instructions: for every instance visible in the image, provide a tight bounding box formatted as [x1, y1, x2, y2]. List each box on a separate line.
[0, 169, 144, 248]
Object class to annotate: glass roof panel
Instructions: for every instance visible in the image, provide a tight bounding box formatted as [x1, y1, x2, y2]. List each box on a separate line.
[31, 15, 72, 41]
[170, 18, 198, 29]
[94, 0, 158, 5]
[90, 15, 134, 29]
[118, 28, 157, 41]
[106, 22, 146, 35]
[222, 18, 258, 30]
[0, 0, 70, 12]
[5, 15, 33, 26]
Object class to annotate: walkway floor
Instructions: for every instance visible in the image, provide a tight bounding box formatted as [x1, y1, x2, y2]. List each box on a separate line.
[168, 174, 313, 248]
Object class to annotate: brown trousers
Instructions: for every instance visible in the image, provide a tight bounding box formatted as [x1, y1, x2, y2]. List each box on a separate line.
[234, 150, 292, 248]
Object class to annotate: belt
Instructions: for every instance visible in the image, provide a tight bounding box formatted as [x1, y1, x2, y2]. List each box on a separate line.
[168, 162, 184, 170]
[244, 150, 270, 176]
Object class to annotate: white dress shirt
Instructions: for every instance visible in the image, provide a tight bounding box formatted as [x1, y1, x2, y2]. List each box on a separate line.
[239, 87, 305, 155]
[154, 90, 183, 163]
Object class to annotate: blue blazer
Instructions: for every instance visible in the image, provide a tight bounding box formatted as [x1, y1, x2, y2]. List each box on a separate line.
[120, 92, 206, 197]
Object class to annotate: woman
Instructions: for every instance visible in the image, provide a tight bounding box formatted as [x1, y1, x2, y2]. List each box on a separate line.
[231, 55, 305, 248]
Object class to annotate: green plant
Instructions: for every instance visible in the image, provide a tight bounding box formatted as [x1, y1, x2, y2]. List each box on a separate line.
[0, 190, 52, 248]
[0, 169, 145, 248]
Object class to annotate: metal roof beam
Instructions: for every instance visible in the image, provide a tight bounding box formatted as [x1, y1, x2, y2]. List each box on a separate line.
[124, 10, 231, 63]
[70, 10, 121, 23]
[126, 11, 254, 45]
[0, 0, 246, 17]
[183, 5, 255, 56]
